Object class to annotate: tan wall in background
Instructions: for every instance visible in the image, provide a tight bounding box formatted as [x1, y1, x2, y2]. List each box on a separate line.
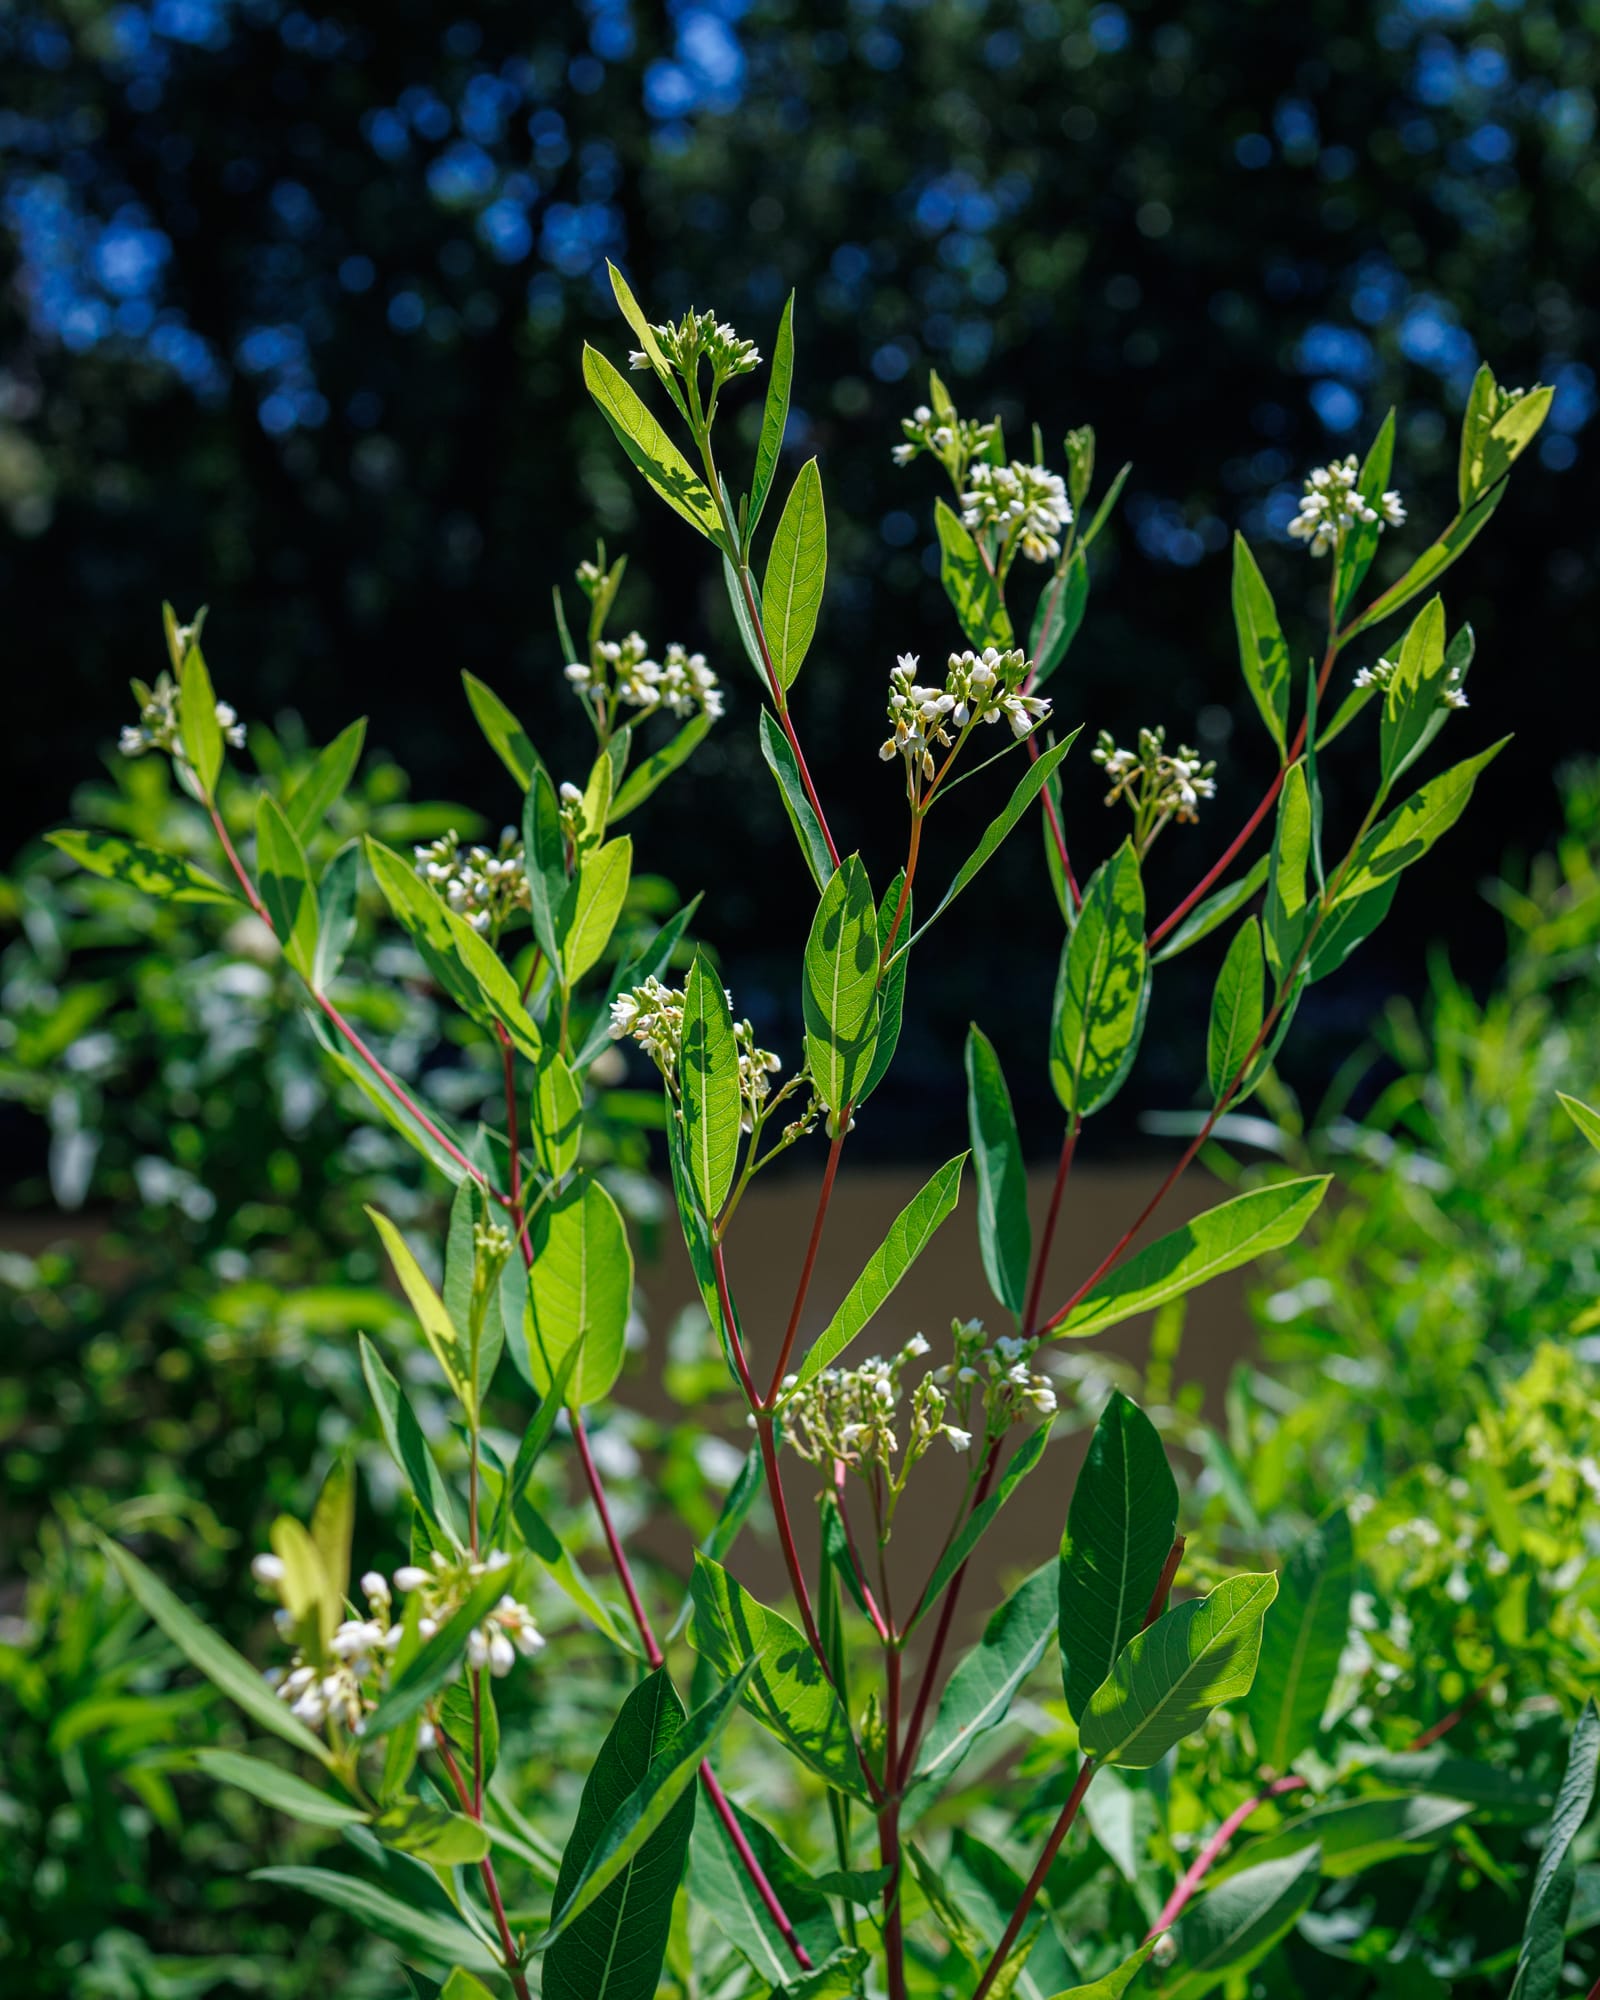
[628, 1161, 1259, 1644]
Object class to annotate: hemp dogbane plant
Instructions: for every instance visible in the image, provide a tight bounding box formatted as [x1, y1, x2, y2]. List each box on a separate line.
[47, 262, 1552, 2000]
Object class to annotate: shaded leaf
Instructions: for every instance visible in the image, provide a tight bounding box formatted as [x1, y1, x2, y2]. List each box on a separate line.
[913, 1565, 1058, 1796]
[1337, 740, 1510, 902]
[192, 1751, 364, 1828]
[760, 709, 835, 891]
[1206, 919, 1265, 1104]
[1051, 841, 1149, 1121]
[682, 952, 743, 1220]
[46, 829, 238, 906]
[1230, 536, 1291, 758]
[284, 718, 367, 841]
[910, 1422, 1054, 1633]
[966, 1025, 1031, 1318]
[1148, 1846, 1320, 1999]
[1244, 1508, 1352, 1773]
[937, 497, 1013, 650]
[250, 1866, 497, 1972]
[749, 291, 795, 537]
[583, 344, 722, 540]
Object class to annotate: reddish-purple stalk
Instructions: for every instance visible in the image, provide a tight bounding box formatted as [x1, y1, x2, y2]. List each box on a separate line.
[1025, 729, 1082, 911]
[1024, 1118, 1079, 1339]
[765, 1124, 848, 1403]
[971, 1757, 1097, 2000]
[1146, 1774, 1308, 1940]
[897, 1439, 1001, 1779]
[834, 1462, 891, 1643]
[437, 1733, 534, 2000]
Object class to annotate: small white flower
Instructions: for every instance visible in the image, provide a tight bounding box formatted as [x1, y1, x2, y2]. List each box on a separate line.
[252, 1553, 287, 1586]
[944, 1425, 974, 1452]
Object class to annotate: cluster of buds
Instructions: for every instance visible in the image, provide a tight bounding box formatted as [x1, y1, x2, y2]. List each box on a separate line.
[565, 634, 724, 724]
[413, 827, 530, 935]
[120, 671, 248, 763]
[251, 1547, 543, 1741]
[780, 1335, 974, 1481]
[609, 975, 784, 1131]
[781, 1322, 1058, 1490]
[880, 649, 1050, 787]
[891, 402, 999, 472]
[629, 307, 760, 384]
[933, 1320, 1059, 1436]
[1288, 456, 1405, 557]
[1352, 655, 1468, 711]
[1092, 727, 1218, 848]
[960, 460, 1074, 566]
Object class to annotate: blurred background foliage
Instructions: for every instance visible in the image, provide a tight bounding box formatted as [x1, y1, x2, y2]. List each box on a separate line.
[5, 1, 1600, 1993]
[2, 0, 1596, 1164]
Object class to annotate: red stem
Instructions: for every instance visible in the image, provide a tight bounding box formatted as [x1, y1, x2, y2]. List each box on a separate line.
[1023, 1119, 1079, 1339]
[834, 1463, 891, 1643]
[898, 1441, 1002, 1778]
[1145, 1774, 1308, 1940]
[1027, 730, 1081, 911]
[765, 1125, 847, 1403]
[729, 554, 840, 869]
[972, 1758, 1097, 2000]
[1407, 1678, 1492, 1751]
[700, 1765, 815, 1970]
[1143, 1536, 1186, 1628]
[570, 1410, 665, 1672]
[437, 1734, 533, 2000]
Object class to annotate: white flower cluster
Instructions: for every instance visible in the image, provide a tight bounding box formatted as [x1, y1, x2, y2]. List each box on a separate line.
[780, 1334, 974, 1475]
[252, 1546, 543, 1741]
[610, 975, 784, 1132]
[960, 461, 1073, 564]
[1352, 656, 1468, 710]
[629, 307, 760, 382]
[1288, 456, 1405, 557]
[931, 1319, 1059, 1432]
[413, 826, 530, 934]
[891, 402, 999, 469]
[780, 1321, 1057, 1482]
[1093, 727, 1218, 831]
[565, 634, 724, 722]
[880, 649, 1050, 782]
[120, 671, 247, 761]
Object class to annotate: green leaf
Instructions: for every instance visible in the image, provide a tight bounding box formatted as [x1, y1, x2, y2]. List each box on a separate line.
[178, 641, 226, 793]
[764, 456, 827, 688]
[1050, 841, 1149, 1121]
[1151, 858, 1270, 965]
[1343, 485, 1503, 639]
[192, 1751, 366, 1827]
[1460, 371, 1554, 507]
[748, 291, 795, 539]
[530, 1047, 584, 1182]
[1228, 1793, 1471, 1882]
[691, 1801, 842, 1985]
[313, 840, 362, 989]
[910, 1421, 1054, 1632]
[257, 795, 319, 981]
[566, 837, 633, 984]
[900, 730, 1082, 955]
[1206, 918, 1265, 1104]
[966, 1026, 1032, 1319]
[912, 1564, 1058, 1796]
[522, 766, 570, 981]
[609, 713, 713, 822]
[783, 1947, 873, 1999]
[1263, 764, 1312, 984]
[802, 853, 880, 1116]
[1336, 739, 1509, 903]
[463, 672, 541, 791]
[358, 1333, 465, 1545]
[858, 869, 911, 1101]
[284, 719, 367, 842]
[1334, 409, 1396, 620]
[102, 1541, 331, 1764]
[760, 709, 835, 891]
[490, 1342, 581, 1553]
[1244, 1508, 1352, 1774]
[1510, 1700, 1600, 2000]
[309, 1451, 355, 1612]
[1305, 877, 1397, 984]
[1058, 1391, 1180, 1725]
[374, 1800, 491, 1867]
[363, 1565, 517, 1736]
[681, 952, 743, 1220]
[690, 1554, 869, 1800]
[1559, 1093, 1600, 1156]
[573, 894, 702, 1071]
[1040, 1942, 1155, 1998]
[1230, 536, 1291, 759]
[1379, 595, 1450, 788]
[539, 1667, 753, 1988]
[45, 829, 238, 906]
[792, 1155, 967, 1387]
[1029, 549, 1089, 690]
[441, 1974, 498, 2000]
[1080, 1572, 1277, 1768]
[365, 837, 543, 1056]
[319, 1041, 471, 1187]
[936, 498, 1014, 650]
[443, 1181, 504, 1410]
[1151, 1847, 1320, 2000]
[366, 1205, 471, 1406]
[582, 343, 723, 541]
[524, 1176, 634, 1406]
[1053, 1178, 1330, 1340]
[250, 1866, 498, 1972]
